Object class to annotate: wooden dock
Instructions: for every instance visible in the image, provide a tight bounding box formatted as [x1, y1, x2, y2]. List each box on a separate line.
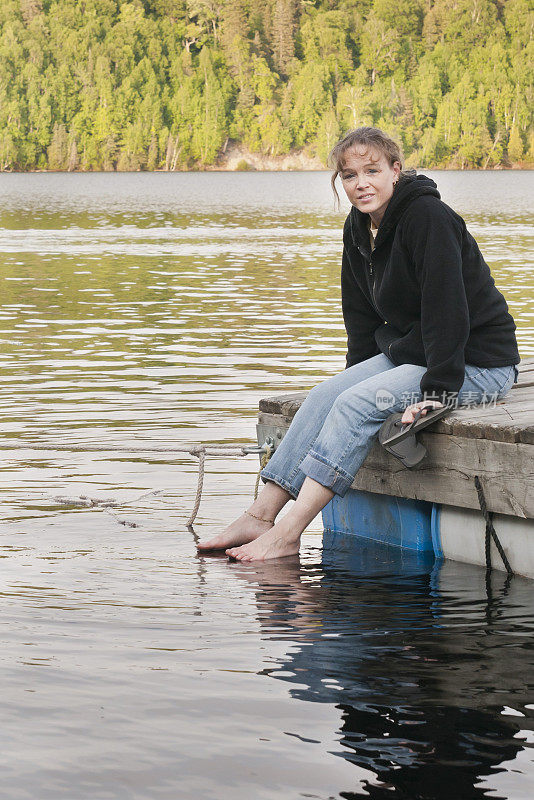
[257, 358, 534, 521]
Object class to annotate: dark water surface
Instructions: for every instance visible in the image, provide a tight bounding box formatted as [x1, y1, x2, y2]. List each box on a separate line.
[0, 172, 533, 799]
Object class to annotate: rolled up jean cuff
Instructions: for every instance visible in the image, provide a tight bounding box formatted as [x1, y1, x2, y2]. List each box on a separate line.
[260, 469, 299, 500]
[300, 451, 354, 497]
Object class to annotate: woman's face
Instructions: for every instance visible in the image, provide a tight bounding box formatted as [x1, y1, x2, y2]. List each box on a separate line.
[340, 146, 401, 225]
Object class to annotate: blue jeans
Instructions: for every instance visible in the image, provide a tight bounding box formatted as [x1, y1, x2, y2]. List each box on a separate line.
[261, 354, 518, 499]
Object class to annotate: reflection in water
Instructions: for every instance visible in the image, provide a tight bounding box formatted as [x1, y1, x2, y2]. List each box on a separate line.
[0, 173, 532, 798]
[240, 545, 534, 799]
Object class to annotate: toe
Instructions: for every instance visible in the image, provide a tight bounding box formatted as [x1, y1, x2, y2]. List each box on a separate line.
[198, 538, 220, 550]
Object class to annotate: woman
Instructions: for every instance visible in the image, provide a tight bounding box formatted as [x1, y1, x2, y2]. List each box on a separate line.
[198, 127, 520, 562]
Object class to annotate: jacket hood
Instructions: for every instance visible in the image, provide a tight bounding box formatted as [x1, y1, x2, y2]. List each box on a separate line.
[349, 173, 441, 250]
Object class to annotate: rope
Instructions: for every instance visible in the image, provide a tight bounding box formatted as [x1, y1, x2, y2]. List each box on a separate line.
[1, 439, 271, 527]
[186, 449, 206, 526]
[474, 475, 514, 577]
[254, 443, 273, 501]
[0, 442, 264, 456]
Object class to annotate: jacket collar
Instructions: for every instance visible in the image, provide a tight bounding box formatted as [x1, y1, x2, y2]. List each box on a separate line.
[349, 173, 441, 252]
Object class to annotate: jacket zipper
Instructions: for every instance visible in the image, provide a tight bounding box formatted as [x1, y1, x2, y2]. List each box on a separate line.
[369, 254, 393, 359]
[369, 258, 378, 309]
[358, 246, 381, 317]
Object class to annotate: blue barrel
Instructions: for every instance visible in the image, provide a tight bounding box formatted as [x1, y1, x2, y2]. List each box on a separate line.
[322, 488, 435, 552]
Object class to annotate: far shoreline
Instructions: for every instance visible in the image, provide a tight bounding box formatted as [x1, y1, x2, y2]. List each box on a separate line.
[1, 141, 532, 175]
[1, 165, 533, 174]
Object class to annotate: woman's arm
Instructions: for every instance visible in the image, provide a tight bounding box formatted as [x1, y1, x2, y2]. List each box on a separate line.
[403, 199, 470, 402]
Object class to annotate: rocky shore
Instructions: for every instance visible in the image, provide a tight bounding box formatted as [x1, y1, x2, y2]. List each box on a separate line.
[210, 140, 324, 171]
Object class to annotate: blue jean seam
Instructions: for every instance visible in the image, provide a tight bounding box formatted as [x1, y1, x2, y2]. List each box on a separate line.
[497, 365, 516, 396]
[300, 454, 352, 496]
[289, 446, 321, 481]
[464, 364, 515, 400]
[467, 364, 512, 389]
[465, 366, 490, 382]
[260, 469, 299, 499]
[287, 429, 322, 485]
[303, 450, 355, 487]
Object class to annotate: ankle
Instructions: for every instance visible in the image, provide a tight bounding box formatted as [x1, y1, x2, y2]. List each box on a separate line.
[275, 515, 305, 542]
[248, 499, 278, 520]
[251, 483, 291, 519]
[284, 505, 316, 531]
[245, 509, 275, 524]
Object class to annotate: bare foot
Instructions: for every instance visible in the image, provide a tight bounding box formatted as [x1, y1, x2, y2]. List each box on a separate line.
[197, 512, 273, 552]
[226, 521, 301, 562]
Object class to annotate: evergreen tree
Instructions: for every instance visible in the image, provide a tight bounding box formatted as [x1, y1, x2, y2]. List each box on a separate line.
[272, 0, 298, 77]
[508, 123, 524, 162]
[47, 122, 69, 169]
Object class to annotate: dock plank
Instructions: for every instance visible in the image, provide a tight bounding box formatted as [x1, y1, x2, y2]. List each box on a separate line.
[259, 392, 307, 416]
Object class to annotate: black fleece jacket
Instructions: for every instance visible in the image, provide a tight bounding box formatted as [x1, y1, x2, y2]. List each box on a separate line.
[342, 173, 520, 400]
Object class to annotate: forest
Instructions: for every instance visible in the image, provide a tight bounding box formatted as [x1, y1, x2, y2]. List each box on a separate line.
[0, 0, 532, 171]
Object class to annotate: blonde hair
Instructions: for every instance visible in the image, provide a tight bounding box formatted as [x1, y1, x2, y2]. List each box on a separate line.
[329, 127, 405, 207]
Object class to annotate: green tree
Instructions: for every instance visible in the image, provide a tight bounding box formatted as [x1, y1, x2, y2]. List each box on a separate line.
[189, 46, 232, 164]
[315, 103, 342, 162]
[423, 0, 498, 49]
[272, 0, 298, 76]
[336, 82, 373, 129]
[508, 124, 524, 162]
[47, 122, 69, 168]
[286, 61, 333, 146]
[360, 12, 401, 84]
[144, 0, 186, 20]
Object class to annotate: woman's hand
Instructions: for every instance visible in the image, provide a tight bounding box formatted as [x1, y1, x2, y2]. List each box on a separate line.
[401, 400, 443, 425]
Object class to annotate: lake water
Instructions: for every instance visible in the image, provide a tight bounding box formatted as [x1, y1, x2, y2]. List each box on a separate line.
[0, 171, 533, 799]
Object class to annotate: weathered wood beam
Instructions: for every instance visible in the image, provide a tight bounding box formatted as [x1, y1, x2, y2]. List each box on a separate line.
[352, 436, 534, 519]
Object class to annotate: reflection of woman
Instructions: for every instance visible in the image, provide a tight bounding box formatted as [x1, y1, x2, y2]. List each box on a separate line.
[198, 127, 520, 562]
